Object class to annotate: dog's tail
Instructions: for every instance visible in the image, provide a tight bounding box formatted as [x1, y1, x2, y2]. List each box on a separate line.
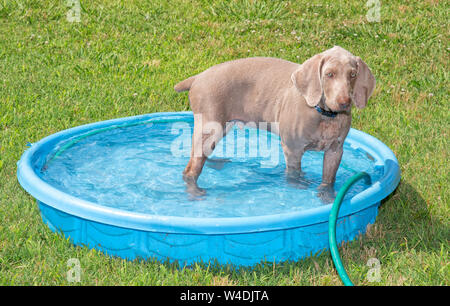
[174, 76, 196, 92]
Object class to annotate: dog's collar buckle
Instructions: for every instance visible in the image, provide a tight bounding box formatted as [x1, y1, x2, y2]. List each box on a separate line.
[314, 105, 338, 118]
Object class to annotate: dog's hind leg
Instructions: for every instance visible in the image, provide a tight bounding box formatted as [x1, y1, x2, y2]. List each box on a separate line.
[183, 114, 227, 196]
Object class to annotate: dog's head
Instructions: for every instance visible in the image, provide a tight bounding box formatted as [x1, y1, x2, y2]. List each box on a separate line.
[291, 46, 376, 112]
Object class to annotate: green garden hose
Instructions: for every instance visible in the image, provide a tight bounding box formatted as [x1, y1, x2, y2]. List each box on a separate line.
[329, 171, 371, 286]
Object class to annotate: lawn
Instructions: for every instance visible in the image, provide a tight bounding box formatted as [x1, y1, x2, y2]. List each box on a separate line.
[0, 0, 448, 285]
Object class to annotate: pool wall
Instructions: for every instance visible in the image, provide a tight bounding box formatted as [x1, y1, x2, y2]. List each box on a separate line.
[38, 200, 379, 266]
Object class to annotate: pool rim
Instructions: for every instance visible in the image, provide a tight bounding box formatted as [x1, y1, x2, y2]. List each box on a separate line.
[17, 111, 401, 235]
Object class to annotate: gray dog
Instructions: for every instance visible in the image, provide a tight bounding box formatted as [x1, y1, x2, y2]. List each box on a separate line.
[174, 46, 375, 202]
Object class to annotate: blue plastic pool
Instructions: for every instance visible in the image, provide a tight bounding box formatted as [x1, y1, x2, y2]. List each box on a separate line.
[17, 112, 400, 266]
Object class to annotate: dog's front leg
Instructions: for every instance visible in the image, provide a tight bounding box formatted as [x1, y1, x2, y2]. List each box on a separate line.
[282, 143, 311, 189]
[318, 146, 343, 203]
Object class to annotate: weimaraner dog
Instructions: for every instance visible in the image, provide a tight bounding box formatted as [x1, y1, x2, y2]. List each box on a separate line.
[174, 46, 375, 202]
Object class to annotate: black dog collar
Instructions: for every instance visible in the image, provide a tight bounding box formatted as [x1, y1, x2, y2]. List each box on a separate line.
[314, 105, 338, 118]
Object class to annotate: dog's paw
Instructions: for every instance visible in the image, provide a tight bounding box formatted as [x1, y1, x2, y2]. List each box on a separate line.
[183, 173, 207, 198]
[285, 169, 311, 189]
[185, 183, 207, 199]
[317, 185, 337, 204]
[287, 176, 311, 190]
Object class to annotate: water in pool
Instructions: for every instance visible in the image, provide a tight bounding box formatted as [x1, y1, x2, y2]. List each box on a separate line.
[38, 118, 382, 218]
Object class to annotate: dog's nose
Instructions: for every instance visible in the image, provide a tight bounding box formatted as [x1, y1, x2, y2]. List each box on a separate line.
[337, 96, 351, 109]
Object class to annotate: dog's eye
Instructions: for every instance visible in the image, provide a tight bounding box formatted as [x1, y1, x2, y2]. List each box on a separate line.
[350, 71, 357, 78]
[327, 72, 334, 78]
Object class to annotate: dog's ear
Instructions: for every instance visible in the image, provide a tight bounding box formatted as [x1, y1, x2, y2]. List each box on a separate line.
[291, 54, 325, 107]
[353, 57, 376, 109]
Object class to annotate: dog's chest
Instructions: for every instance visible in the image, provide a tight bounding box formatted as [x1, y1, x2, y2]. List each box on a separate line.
[306, 118, 347, 151]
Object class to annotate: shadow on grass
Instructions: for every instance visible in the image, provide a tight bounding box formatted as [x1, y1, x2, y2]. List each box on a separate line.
[376, 181, 448, 253]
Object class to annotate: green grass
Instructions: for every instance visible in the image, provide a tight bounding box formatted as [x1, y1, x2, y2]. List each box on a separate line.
[0, 0, 448, 285]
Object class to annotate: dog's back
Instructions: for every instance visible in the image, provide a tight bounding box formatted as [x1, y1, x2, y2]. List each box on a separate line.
[174, 57, 298, 92]
[174, 57, 299, 123]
